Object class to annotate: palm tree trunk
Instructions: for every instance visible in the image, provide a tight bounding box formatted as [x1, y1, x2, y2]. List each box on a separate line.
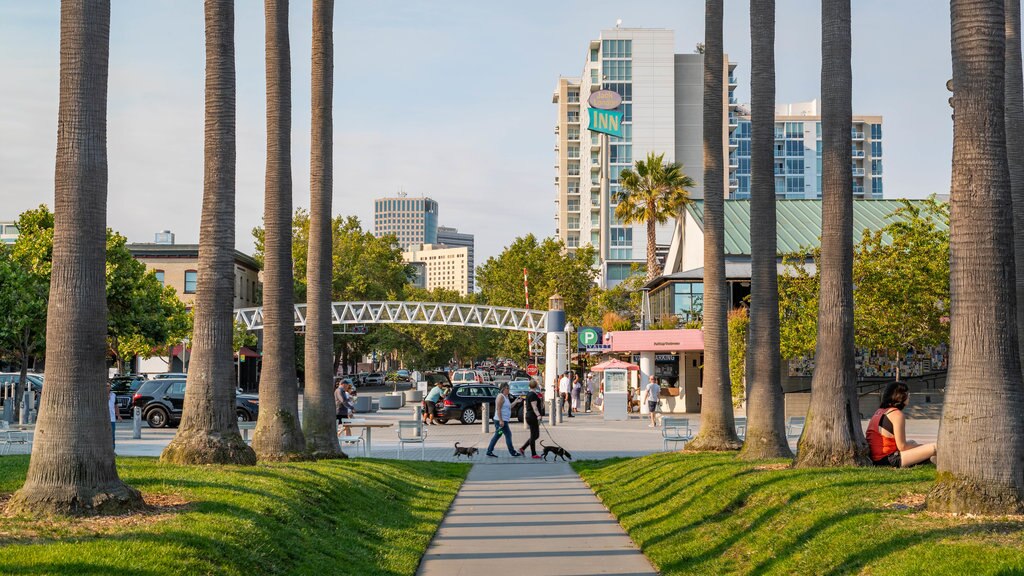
[929, 0, 1024, 514]
[646, 212, 659, 280]
[253, 0, 307, 461]
[794, 0, 869, 468]
[739, 0, 792, 461]
[1008, 0, 1024, 370]
[9, 0, 143, 515]
[162, 0, 256, 466]
[303, 0, 343, 458]
[686, 0, 740, 452]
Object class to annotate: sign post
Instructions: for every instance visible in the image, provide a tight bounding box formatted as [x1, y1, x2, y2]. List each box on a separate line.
[587, 89, 622, 275]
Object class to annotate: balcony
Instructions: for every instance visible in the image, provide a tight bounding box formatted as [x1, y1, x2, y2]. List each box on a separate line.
[567, 115, 580, 124]
[728, 74, 738, 87]
[852, 150, 865, 158]
[568, 133, 580, 142]
[728, 115, 739, 127]
[853, 185, 865, 194]
[852, 167, 865, 177]
[554, 126, 559, 134]
[728, 156, 739, 168]
[591, 157, 601, 167]
[852, 131, 865, 140]
[729, 178, 739, 188]
[729, 96, 739, 105]
[567, 153, 580, 160]
[729, 138, 739, 148]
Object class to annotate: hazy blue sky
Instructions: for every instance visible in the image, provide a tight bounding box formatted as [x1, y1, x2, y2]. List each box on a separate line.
[0, 1, 953, 264]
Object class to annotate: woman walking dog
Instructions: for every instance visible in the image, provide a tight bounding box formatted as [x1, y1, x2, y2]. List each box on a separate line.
[486, 383, 523, 458]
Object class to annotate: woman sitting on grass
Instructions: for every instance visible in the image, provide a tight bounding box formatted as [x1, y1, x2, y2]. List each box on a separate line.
[866, 382, 936, 468]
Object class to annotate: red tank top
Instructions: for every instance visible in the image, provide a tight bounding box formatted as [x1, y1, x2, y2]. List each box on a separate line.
[866, 408, 899, 461]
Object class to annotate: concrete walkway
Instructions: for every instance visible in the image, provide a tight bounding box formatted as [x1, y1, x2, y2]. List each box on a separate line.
[417, 462, 656, 576]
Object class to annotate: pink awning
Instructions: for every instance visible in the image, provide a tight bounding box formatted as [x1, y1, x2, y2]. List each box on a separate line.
[604, 329, 704, 353]
[591, 358, 640, 372]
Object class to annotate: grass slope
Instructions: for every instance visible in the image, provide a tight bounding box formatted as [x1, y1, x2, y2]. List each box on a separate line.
[0, 456, 468, 576]
[574, 453, 1024, 576]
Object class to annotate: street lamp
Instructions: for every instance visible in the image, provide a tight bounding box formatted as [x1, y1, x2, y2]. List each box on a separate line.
[565, 321, 575, 378]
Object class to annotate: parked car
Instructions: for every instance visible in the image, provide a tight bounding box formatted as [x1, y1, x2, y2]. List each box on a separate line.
[0, 372, 43, 410]
[451, 369, 492, 384]
[132, 379, 259, 428]
[435, 383, 501, 425]
[396, 369, 411, 382]
[337, 376, 357, 388]
[363, 372, 385, 386]
[507, 380, 545, 421]
[110, 374, 147, 418]
[149, 372, 188, 380]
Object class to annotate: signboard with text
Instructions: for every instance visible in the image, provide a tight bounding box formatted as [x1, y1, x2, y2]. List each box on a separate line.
[588, 108, 624, 138]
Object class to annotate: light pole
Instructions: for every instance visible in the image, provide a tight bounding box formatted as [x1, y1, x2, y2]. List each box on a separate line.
[565, 320, 575, 381]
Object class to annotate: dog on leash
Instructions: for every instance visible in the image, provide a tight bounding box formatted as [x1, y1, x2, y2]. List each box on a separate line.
[540, 440, 572, 462]
[453, 442, 479, 458]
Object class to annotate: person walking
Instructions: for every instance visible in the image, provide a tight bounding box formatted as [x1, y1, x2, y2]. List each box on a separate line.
[335, 381, 351, 436]
[486, 383, 522, 458]
[571, 372, 582, 413]
[107, 382, 121, 450]
[642, 377, 661, 427]
[559, 371, 574, 417]
[584, 373, 594, 412]
[518, 380, 543, 459]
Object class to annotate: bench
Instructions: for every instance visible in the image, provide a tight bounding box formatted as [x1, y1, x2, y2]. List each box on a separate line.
[786, 416, 805, 441]
[662, 417, 693, 451]
[0, 421, 31, 455]
[238, 422, 257, 443]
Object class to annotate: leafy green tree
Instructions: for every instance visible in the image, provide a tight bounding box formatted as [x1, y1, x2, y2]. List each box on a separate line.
[615, 153, 695, 281]
[728, 307, 748, 407]
[476, 235, 597, 360]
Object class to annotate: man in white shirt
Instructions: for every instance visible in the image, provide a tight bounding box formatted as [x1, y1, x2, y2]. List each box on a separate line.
[107, 382, 122, 450]
[642, 378, 661, 427]
[558, 371, 574, 417]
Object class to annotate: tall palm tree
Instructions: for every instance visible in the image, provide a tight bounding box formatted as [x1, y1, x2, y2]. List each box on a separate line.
[253, 0, 306, 460]
[614, 152, 695, 281]
[9, 0, 143, 515]
[930, 0, 1024, 514]
[738, 0, 792, 461]
[1008, 0, 1024, 368]
[303, 0, 343, 458]
[163, 0, 255, 466]
[794, 0, 868, 467]
[686, 0, 741, 452]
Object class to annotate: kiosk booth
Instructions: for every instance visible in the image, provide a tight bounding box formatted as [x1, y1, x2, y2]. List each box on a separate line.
[592, 359, 639, 421]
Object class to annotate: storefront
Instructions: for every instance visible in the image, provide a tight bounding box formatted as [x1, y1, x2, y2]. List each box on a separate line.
[601, 329, 704, 414]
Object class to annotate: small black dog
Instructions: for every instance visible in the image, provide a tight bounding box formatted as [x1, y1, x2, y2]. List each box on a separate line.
[540, 440, 572, 461]
[453, 442, 479, 458]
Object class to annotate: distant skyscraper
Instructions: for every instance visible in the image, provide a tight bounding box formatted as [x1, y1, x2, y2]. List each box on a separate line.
[373, 195, 438, 250]
[730, 100, 883, 199]
[402, 244, 471, 296]
[437, 226, 475, 292]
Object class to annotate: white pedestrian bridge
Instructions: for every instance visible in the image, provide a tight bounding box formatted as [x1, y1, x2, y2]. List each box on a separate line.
[234, 301, 549, 333]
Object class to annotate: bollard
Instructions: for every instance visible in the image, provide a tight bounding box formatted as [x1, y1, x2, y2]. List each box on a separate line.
[549, 397, 557, 427]
[132, 406, 142, 440]
[557, 397, 564, 424]
[414, 404, 422, 423]
[482, 402, 490, 434]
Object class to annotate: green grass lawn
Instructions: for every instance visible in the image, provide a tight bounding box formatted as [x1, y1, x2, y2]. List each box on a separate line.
[574, 453, 1024, 576]
[0, 456, 468, 576]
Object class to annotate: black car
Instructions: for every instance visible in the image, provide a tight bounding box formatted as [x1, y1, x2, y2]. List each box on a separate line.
[508, 380, 546, 421]
[435, 384, 500, 425]
[110, 375, 146, 418]
[132, 379, 260, 428]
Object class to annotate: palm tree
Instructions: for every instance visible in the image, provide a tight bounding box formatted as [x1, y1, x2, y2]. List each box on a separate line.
[1008, 0, 1024, 368]
[685, 0, 741, 452]
[738, 0, 792, 461]
[162, 0, 256, 466]
[253, 0, 307, 460]
[8, 0, 143, 515]
[930, 0, 1024, 514]
[614, 152, 695, 281]
[303, 0, 343, 458]
[794, 0, 869, 468]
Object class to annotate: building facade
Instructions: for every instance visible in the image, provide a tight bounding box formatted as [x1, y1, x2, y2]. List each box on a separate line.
[730, 100, 884, 199]
[553, 28, 735, 288]
[401, 244, 471, 296]
[128, 240, 261, 310]
[436, 225, 475, 292]
[373, 195, 439, 250]
[0, 221, 18, 245]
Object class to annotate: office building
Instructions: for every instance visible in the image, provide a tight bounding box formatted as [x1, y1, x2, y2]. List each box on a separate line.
[730, 100, 884, 199]
[553, 27, 735, 288]
[0, 221, 18, 245]
[436, 225, 475, 292]
[128, 234, 261, 309]
[373, 195, 438, 250]
[402, 244, 471, 296]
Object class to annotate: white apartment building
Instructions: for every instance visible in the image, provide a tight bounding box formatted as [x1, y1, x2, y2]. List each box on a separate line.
[0, 221, 18, 245]
[553, 27, 735, 288]
[402, 244, 471, 296]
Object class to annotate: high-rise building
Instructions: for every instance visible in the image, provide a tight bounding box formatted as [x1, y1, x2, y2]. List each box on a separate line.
[730, 100, 883, 199]
[373, 195, 438, 250]
[402, 244, 471, 296]
[436, 225, 475, 292]
[0, 221, 18, 245]
[553, 27, 735, 288]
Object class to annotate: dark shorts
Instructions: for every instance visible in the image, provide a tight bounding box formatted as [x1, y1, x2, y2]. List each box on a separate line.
[336, 409, 349, 422]
[423, 401, 437, 417]
[872, 451, 901, 467]
[648, 401, 658, 413]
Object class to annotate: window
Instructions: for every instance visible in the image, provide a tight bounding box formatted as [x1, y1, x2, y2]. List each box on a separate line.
[872, 159, 883, 175]
[591, 69, 599, 84]
[603, 82, 632, 102]
[602, 60, 632, 81]
[568, 91, 580, 103]
[871, 141, 883, 157]
[785, 122, 803, 139]
[872, 177, 884, 196]
[567, 198, 580, 211]
[672, 282, 704, 321]
[609, 144, 632, 164]
[567, 128, 580, 141]
[567, 145, 580, 159]
[601, 39, 632, 58]
[567, 216, 580, 229]
[154, 270, 165, 286]
[169, 381, 187, 396]
[609, 123, 632, 142]
[871, 123, 883, 139]
[184, 270, 198, 294]
[567, 111, 579, 123]
[590, 48, 598, 62]
[787, 176, 805, 193]
[785, 158, 804, 174]
[785, 140, 804, 156]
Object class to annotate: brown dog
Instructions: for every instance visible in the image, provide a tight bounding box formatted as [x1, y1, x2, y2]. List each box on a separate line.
[453, 442, 478, 458]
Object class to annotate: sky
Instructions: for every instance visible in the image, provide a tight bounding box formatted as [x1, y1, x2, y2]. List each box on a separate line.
[0, 1, 953, 265]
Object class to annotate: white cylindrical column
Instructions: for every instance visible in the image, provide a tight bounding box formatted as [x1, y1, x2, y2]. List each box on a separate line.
[544, 331, 567, 402]
[639, 352, 655, 414]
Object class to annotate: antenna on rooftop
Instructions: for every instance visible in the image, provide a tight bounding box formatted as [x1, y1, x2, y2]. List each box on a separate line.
[398, 186, 408, 198]
[616, 18, 622, 29]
